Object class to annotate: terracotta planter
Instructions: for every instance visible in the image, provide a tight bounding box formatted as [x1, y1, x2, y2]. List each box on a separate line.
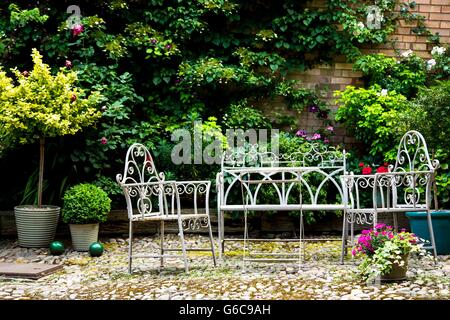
[14, 205, 60, 248]
[69, 223, 99, 251]
[380, 254, 408, 282]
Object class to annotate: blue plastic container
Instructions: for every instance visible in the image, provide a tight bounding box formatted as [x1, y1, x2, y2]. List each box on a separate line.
[406, 211, 450, 255]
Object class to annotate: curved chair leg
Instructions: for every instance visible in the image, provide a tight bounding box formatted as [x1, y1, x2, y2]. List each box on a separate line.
[128, 220, 133, 274]
[426, 209, 438, 260]
[160, 221, 165, 269]
[207, 217, 217, 266]
[178, 219, 189, 272]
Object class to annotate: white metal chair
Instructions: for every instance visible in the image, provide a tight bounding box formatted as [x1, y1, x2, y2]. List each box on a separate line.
[340, 130, 439, 263]
[116, 143, 216, 273]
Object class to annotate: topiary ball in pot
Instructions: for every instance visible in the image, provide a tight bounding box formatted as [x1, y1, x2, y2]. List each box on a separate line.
[62, 184, 111, 251]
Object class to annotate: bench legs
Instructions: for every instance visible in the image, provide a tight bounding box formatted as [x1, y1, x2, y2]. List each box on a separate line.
[160, 221, 165, 268]
[426, 209, 438, 260]
[207, 216, 217, 266]
[218, 210, 225, 259]
[340, 211, 348, 264]
[177, 219, 189, 273]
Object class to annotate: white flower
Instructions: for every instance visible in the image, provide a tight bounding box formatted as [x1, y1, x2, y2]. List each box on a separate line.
[380, 89, 388, 96]
[431, 46, 446, 56]
[357, 22, 365, 29]
[401, 50, 413, 58]
[427, 59, 436, 70]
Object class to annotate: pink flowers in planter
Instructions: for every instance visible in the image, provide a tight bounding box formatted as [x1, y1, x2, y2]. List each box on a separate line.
[352, 224, 418, 257]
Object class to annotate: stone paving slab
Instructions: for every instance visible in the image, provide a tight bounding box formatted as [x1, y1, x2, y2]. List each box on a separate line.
[0, 263, 63, 279]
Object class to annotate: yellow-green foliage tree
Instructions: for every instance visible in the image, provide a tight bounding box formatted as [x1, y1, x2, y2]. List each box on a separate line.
[0, 49, 102, 207]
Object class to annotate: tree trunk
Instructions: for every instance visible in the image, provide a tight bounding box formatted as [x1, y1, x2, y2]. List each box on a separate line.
[37, 136, 45, 208]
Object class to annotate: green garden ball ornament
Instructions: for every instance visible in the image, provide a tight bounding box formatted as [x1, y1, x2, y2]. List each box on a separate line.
[89, 242, 104, 257]
[49, 241, 65, 255]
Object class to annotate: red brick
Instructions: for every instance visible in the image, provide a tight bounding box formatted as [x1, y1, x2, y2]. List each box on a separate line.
[438, 36, 450, 43]
[330, 77, 353, 84]
[334, 63, 353, 70]
[441, 21, 450, 28]
[419, 5, 442, 12]
[341, 70, 363, 77]
[442, 6, 450, 12]
[415, 51, 432, 58]
[425, 20, 442, 27]
[429, 13, 450, 20]
[402, 35, 418, 42]
[415, 0, 431, 3]
[412, 43, 428, 50]
[303, 69, 321, 76]
[396, 27, 413, 34]
[431, 0, 449, 5]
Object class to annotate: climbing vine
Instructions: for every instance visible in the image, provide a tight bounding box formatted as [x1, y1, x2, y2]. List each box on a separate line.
[0, 0, 433, 207]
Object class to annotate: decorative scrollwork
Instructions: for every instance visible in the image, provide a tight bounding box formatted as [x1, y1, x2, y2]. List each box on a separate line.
[182, 217, 210, 231]
[116, 143, 164, 185]
[222, 142, 346, 169]
[391, 131, 439, 173]
[346, 212, 375, 225]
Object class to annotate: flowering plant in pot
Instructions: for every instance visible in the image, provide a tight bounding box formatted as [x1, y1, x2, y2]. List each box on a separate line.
[352, 224, 425, 282]
[62, 183, 111, 251]
[0, 49, 101, 247]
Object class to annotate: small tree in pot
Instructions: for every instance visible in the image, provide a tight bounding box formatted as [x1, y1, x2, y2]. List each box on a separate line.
[0, 49, 101, 247]
[62, 183, 111, 251]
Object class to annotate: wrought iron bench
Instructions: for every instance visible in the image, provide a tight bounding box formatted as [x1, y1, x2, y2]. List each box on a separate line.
[116, 143, 216, 273]
[341, 130, 439, 263]
[216, 143, 347, 263]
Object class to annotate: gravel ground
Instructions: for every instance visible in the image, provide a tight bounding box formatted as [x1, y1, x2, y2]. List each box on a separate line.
[0, 235, 449, 300]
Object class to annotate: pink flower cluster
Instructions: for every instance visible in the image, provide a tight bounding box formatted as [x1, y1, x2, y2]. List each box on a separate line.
[352, 224, 418, 257]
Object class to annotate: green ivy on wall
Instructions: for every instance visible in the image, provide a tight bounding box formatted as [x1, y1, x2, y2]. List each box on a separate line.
[0, 0, 433, 207]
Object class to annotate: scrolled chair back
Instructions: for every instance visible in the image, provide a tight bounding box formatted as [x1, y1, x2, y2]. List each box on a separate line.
[116, 143, 168, 219]
[390, 130, 439, 173]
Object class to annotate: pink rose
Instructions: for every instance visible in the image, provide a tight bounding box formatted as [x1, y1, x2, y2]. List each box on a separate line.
[72, 24, 84, 36]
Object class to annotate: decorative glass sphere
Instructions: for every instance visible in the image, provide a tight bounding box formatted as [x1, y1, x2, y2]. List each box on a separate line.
[89, 242, 104, 257]
[49, 241, 65, 255]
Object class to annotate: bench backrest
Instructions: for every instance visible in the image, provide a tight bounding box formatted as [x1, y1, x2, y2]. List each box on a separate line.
[219, 143, 347, 208]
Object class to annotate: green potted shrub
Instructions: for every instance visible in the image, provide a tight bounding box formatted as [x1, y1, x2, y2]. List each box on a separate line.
[0, 49, 101, 247]
[352, 224, 425, 282]
[399, 80, 450, 255]
[62, 183, 111, 251]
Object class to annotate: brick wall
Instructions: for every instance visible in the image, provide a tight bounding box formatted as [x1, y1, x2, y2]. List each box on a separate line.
[267, 0, 450, 145]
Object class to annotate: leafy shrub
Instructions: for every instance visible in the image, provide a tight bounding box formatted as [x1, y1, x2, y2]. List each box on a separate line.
[398, 80, 450, 206]
[335, 85, 407, 159]
[223, 99, 271, 130]
[62, 183, 111, 224]
[354, 53, 426, 98]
